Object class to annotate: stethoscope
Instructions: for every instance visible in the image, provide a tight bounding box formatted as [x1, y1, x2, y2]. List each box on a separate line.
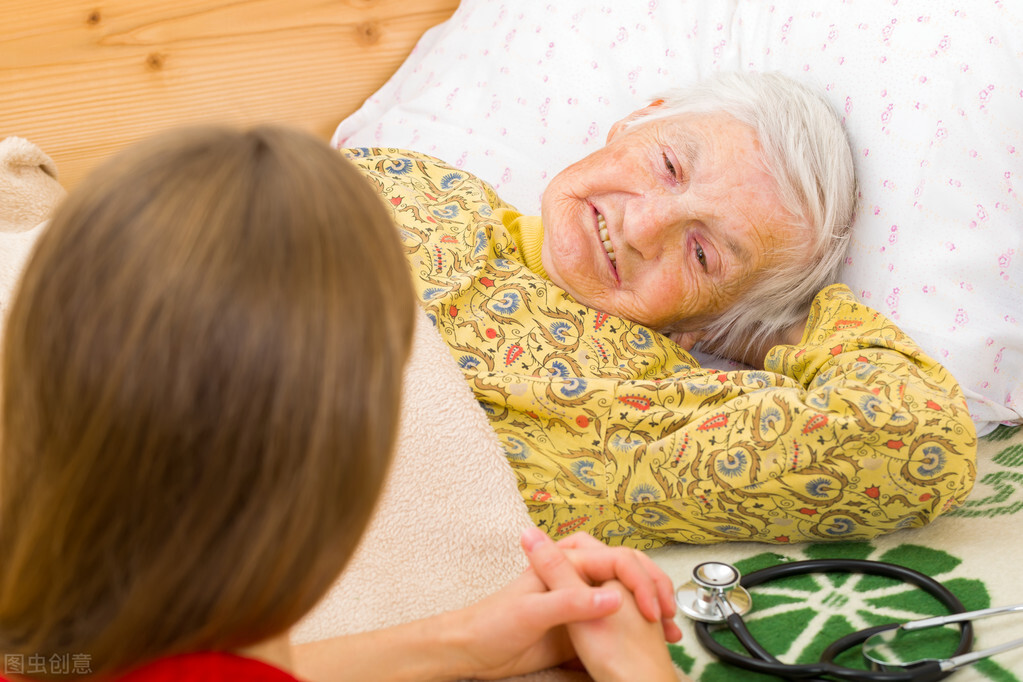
[675, 559, 1023, 682]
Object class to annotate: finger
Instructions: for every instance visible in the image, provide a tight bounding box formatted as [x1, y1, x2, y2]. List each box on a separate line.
[514, 584, 623, 632]
[507, 565, 547, 594]
[522, 528, 598, 593]
[559, 544, 663, 623]
[537, 531, 674, 624]
[553, 531, 604, 551]
[634, 551, 677, 620]
[599, 546, 675, 622]
[662, 616, 683, 643]
[600, 549, 661, 622]
[543, 585, 622, 624]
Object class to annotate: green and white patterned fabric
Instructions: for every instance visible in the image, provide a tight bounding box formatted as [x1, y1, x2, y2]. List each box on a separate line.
[651, 425, 1023, 681]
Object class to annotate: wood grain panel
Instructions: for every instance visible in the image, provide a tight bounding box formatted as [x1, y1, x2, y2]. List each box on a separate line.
[1, 0, 459, 189]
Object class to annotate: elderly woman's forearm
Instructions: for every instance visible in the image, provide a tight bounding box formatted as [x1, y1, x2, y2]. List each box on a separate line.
[510, 285, 977, 547]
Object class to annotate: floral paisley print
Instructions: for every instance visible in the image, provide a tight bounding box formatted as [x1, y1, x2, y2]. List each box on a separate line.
[345, 148, 977, 550]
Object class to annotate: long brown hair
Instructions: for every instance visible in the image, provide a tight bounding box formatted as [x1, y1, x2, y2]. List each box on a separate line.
[0, 126, 415, 677]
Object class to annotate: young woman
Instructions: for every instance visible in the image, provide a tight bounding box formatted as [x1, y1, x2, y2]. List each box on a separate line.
[0, 126, 685, 681]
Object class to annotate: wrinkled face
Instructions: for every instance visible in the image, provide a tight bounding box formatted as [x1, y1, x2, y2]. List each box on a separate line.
[540, 112, 805, 334]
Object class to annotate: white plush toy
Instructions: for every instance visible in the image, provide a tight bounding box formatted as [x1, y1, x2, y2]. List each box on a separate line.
[0, 136, 66, 328]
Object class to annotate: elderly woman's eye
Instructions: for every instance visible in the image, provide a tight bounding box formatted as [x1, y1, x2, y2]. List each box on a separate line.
[663, 153, 677, 179]
[695, 243, 707, 269]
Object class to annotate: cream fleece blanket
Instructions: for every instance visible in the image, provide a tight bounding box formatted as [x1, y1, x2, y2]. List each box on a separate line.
[0, 136, 65, 329]
[293, 307, 597, 681]
[293, 305, 532, 636]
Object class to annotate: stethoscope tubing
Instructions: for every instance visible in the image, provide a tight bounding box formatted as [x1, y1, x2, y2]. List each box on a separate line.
[692, 558, 973, 682]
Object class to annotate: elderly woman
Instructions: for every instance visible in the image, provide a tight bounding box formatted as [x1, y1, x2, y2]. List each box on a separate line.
[345, 71, 976, 549]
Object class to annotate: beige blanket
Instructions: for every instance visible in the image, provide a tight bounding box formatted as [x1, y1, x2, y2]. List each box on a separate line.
[0, 136, 65, 330]
[294, 307, 597, 681]
[293, 304, 533, 639]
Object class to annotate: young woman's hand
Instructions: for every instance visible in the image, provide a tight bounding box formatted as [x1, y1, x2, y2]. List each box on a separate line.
[450, 561, 623, 679]
[548, 530, 681, 643]
[451, 528, 681, 679]
[294, 528, 684, 682]
[522, 528, 687, 682]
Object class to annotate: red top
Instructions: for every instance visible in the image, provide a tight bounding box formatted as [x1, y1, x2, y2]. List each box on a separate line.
[1, 652, 303, 681]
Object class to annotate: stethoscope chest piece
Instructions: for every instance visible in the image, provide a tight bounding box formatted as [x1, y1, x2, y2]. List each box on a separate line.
[676, 561, 752, 623]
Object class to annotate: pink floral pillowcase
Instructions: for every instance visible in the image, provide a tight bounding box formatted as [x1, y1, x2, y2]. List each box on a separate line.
[334, 0, 1023, 435]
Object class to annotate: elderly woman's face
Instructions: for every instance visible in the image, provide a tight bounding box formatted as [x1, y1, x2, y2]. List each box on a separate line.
[540, 112, 803, 335]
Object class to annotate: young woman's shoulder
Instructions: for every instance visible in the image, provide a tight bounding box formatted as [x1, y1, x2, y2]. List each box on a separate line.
[102, 652, 301, 682]
[0, 653, 301, 682]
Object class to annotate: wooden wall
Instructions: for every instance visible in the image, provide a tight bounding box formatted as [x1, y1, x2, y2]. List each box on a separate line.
[1, 0, 459, 190]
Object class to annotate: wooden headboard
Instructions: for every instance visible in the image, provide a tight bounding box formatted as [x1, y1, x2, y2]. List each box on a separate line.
[1, 0, 459, 190]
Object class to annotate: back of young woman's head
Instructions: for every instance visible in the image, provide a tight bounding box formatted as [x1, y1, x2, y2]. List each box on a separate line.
[0, 126, 415, 677]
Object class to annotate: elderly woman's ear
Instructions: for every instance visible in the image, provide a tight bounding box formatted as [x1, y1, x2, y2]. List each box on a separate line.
[605, 100, 665, 143]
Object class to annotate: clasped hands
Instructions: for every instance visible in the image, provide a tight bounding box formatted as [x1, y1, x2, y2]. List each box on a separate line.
[455, 528, 684, 682]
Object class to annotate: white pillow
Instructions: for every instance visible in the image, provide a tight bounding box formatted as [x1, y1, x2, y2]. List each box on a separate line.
[334, 0, 1023, 436]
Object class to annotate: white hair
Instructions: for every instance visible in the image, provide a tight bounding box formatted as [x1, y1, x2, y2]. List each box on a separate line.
[628, 71, 856, 359]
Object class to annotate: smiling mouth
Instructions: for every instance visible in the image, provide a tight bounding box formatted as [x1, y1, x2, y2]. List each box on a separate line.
[597, 212, 617, 264]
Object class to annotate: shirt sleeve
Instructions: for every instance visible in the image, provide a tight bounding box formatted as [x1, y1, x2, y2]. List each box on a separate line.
[506, 284, 977, 547]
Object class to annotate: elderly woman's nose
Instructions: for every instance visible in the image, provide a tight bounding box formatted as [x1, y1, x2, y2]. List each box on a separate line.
[624, 207, 675, 257]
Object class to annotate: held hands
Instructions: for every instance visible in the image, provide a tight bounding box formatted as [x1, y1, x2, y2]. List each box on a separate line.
[450, 562, 620, 679]
[526, 529, 681, 643]
[292, 529, 685, 682]
[455, 528, 683, 681]
[521, 528, 685, 682]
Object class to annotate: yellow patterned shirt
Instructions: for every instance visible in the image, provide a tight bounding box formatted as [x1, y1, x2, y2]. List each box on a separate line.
[345, 148, 977, 550]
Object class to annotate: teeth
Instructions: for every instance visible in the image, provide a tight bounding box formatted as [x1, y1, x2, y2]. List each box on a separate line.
[597, 213, 616, 262]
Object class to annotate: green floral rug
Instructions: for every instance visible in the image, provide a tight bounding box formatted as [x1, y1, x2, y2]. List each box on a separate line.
[650, 424, 1023, 681]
